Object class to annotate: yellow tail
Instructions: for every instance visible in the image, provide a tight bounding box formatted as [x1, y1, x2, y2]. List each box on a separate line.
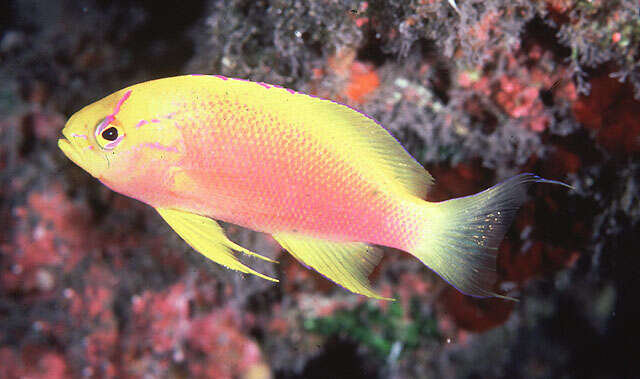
[409, 173, 570, 300]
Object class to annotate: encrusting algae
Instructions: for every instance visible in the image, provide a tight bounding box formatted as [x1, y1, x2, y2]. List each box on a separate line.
[58, 75, 569, 301]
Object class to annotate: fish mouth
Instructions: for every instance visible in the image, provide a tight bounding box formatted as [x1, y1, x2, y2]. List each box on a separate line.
[58, 136, 83, 167]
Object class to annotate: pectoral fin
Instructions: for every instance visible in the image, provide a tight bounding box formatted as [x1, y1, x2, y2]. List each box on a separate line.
[272, 233, 392, 300]
[156, 207, 278, 282]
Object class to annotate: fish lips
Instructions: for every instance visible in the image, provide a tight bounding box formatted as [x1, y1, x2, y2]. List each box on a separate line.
[58, 130, 86, 168]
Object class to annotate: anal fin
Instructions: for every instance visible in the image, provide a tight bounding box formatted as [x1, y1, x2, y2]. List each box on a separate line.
[272, 233, 392, 300]
[156, 207, 278, 282]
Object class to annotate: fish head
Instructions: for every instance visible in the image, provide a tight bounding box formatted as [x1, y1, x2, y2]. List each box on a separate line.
[58, 90, 132, 180]
[58, 88, 183, 201]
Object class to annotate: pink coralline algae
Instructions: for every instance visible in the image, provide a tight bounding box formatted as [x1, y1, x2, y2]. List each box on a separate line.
[497, 56, 575, 132]
[320, 49, 381, 105]
[466, 10, 503, 47]
[0, 348, 69, 379]
[187, 312, 265, 378]
[130, 282, 192, 355]
[126, 282, 268, 378]
[496, 75, 549, 132]
[2, 184, 92, 296]
[458, 42, 577, 134]
[68, 266, 119, 377]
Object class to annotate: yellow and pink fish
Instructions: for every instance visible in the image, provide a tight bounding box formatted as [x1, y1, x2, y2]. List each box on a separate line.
[58, 75, 567, 300]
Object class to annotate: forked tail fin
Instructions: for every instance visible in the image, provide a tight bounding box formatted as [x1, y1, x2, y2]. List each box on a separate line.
[409, 174, 570, 300]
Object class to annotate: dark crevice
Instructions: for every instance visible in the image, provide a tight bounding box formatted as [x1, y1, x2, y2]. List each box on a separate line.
[277, 337, 380, 379]
[521, 17, 572, 63]
[417, 39, 451, 104]
[100, 0, 207, 78]
[430, 62, 452, 105]
[418, 38, 439, 60]
[19, 114, 36, 157]
[357, 30, 394, 66]
[0, 1, 14, 34]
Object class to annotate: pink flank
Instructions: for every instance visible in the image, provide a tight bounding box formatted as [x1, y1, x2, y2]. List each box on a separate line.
[167, 96, 418, 251]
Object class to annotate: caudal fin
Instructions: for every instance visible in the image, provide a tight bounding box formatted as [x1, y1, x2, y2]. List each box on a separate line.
[410, 174, 570, 300]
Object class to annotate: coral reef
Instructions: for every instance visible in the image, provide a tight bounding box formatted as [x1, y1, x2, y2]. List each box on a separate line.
[1, 0, 637, 377]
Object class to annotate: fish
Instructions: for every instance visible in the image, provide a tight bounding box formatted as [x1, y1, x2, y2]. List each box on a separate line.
[58, 74, 568, 301]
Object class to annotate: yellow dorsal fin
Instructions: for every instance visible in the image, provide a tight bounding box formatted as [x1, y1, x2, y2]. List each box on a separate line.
[156, 207, 278, 282]
[268, 90, 434, 198]
[272, 233, 393, 300]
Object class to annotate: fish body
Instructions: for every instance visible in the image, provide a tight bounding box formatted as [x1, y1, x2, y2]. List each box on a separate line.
[59, 75, 565, 300]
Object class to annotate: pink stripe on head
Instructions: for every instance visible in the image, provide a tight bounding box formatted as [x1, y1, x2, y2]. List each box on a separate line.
[213, 75, 228, 80]
[96, 90, 133, 137]
[71, 133, 88, 139]
[258, 82, 272, 89]
[136, 120, 148, 128]
[111, 90, 132, 117]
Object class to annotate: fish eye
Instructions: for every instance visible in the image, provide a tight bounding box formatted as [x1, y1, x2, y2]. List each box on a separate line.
[101, 127, 118, 141]
[95, 119, 124, 150]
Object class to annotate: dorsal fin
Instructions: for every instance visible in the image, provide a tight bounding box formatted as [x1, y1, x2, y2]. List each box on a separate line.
[287, 95, 434, 198]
